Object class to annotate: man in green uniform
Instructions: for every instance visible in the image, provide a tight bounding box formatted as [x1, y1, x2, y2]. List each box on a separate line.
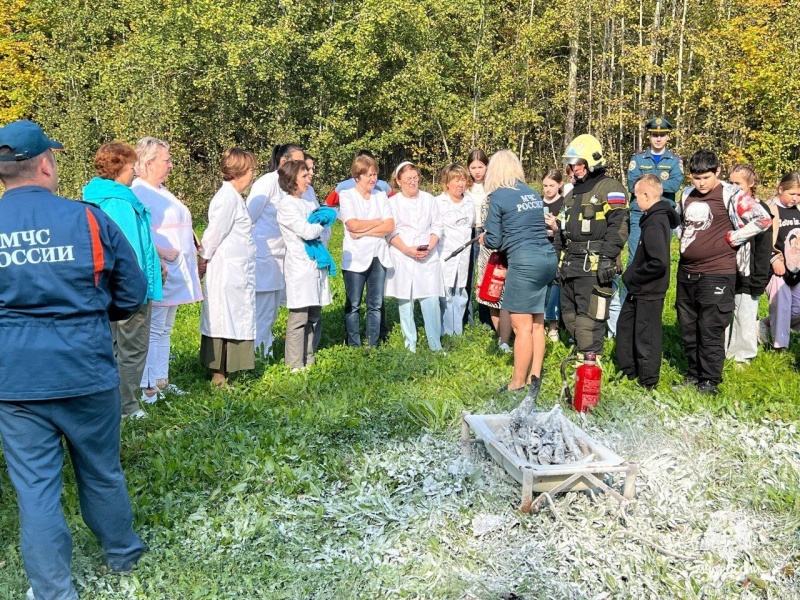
[554, 134, 629, 357]
[626, 116, 683, 264]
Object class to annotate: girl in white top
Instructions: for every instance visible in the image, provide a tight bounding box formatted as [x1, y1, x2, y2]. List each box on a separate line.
[466, 149, 505, 337]
[276, 160, 332, 370]
[386, 162, 444, 352]
[132, 137, 202, 403]
[198, 149, 257, 387]
[339, 154, 395, 348]
[246, 144, 304, 356]
[437, 164, 474, 336]
[466, 151, 489, 230]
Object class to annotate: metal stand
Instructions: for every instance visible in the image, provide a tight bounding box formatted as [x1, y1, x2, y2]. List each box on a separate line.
[461, 410, 638, 514]
[526, 462, 638, 513]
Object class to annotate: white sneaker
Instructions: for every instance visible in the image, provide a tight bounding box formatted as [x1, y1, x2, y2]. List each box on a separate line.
[26, 588, 35, 600]
[140, 390, 161, 404]
[162, 384, 187, 396]
[498, 342, 511, 354]
[123, 409, 147, 420]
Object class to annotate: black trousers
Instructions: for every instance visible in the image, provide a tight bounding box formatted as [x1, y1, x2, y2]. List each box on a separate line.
[561, 275, 611, 355]
[675, 268, 736, 385]
[616, 295, 664, 387]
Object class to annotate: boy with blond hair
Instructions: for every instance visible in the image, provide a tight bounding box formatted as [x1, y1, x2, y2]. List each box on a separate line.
[617, 174, 680, 389]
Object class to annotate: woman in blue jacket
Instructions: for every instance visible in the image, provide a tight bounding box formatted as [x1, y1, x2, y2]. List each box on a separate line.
[483, 150, 558, 399]
[83, 142, 163, 418]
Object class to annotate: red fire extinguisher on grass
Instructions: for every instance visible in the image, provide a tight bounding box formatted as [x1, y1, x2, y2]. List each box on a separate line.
[477, 251, 507, 303]
[560, 353, 601, 412]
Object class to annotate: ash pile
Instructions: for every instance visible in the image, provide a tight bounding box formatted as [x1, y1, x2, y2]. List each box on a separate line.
[500, 404, 593, 466]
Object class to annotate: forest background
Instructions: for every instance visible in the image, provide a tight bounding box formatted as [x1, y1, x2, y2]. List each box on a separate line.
[1, 0, 799, 214]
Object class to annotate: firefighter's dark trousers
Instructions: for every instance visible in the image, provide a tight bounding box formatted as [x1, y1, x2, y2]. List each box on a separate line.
[561, 275, 613, 355]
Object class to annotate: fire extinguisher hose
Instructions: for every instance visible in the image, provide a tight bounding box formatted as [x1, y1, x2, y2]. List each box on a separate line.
[560, 355, 579, 403]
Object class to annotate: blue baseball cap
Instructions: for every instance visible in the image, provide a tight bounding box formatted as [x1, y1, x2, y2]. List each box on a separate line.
[0, 120, 64, 162]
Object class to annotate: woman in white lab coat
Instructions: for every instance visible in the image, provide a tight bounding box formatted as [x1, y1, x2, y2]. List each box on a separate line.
[246, 143, 304, 356]
[276, 159, 332, 371]
[198, 149, 257, 387]
[385, 162, 444, 352]
[436, 164, 474, 336]
[132, 137, 202, 404]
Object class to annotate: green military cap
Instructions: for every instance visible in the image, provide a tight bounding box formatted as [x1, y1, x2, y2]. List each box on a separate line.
[646, 116, 673, 133]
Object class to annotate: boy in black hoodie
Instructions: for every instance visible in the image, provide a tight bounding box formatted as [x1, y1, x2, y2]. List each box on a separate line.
[617, 174, 680, 388]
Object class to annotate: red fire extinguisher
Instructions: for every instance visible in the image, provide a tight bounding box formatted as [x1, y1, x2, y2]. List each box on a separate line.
[560, 353, 601, 412]
[477, 251, 507, 303]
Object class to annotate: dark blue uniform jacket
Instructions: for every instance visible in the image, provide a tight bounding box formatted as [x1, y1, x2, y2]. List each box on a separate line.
[0, 185, 146, 401]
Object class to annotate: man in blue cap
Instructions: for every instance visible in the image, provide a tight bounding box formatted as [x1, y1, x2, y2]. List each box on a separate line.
[0, 120, 147, 599]
[626, 116, 684, 263]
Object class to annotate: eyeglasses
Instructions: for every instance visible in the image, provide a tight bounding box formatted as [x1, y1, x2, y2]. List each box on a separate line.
[401, 177, 420, 184]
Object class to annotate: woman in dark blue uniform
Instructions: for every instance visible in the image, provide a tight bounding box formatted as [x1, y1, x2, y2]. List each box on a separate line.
[483, 150, 559, 398]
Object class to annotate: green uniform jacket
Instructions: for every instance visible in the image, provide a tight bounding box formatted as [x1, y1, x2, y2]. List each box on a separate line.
[627, 148, 683, 209]
[553, 172, 629, 279]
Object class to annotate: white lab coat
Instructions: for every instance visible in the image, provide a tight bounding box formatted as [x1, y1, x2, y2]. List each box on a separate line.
[246, 171, 285, 292]
[385, 191, 445, 300]
[277, 193, 332, 309]
[338, 187, 394, 272]
[302, 185, 331, 246]
[199, 182, 256, 340]
[132, 178, 202, 306]
[437, 193, 475, 288]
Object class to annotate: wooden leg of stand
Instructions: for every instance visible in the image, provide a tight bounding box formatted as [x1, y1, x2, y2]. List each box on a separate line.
[520, 468, 534, 513]
[460, 411, 471, 457]
[623, 462, 638, 500]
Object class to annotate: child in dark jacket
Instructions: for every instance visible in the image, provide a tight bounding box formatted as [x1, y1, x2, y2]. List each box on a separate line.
[617, 174, 680, 388]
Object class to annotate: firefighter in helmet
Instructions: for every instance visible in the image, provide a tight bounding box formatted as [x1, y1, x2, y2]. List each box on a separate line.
[553, 134, 629, 358]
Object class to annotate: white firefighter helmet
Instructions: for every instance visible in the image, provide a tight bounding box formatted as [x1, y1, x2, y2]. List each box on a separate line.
[562, 134, 606, 172]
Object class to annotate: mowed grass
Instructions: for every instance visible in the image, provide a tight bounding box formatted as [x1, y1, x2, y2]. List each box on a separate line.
[0, 225, 799, 598]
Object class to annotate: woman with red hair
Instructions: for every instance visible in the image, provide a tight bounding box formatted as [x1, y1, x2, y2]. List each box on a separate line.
[82, 141, 162, 418]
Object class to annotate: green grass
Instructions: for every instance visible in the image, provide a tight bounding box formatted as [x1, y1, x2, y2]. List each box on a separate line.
[1, 225, 799, 598]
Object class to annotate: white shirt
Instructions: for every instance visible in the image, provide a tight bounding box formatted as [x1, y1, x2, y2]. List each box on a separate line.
[199, 182, 256, 340]
[437, 192, 475, 288]
[385, 191, 445, 300]
[132, 178, 202, 306]
[466, 182, 488, 227]
[338, 187, 394, 272]
[246, 171, 285, 292]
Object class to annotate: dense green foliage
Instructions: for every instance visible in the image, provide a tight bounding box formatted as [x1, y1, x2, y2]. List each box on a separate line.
[2, 0, 799, 214]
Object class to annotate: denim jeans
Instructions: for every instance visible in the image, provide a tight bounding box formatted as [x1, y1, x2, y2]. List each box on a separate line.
[544, 283, 560, 322]
[343, 258, 387, 347]
[398, 296, 443, 352]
